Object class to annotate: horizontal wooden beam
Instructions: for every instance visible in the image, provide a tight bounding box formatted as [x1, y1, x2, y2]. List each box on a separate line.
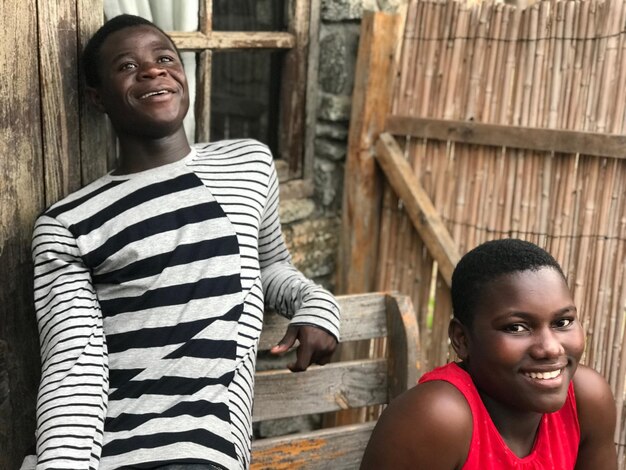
[169, 31, 295, 50]
[251, 422, 376, 470]
[253, 359, 388, 422]
[258, 293, 388, 350]
[375, 133, 460, 286]
[386, 116, 626, 159]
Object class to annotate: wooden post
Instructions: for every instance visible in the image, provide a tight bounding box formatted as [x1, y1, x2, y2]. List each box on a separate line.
[338, 11, 404, 294]
[38, 0, 82, 204]
[0, 2, 45, 467]
[77, 0, 111, 184]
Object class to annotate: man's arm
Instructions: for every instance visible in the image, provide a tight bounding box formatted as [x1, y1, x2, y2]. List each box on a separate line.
[360, 381, 472, 470]
[31, 215, 108, 469]
[573, 364, 617, 470]
[258, 158, 340, 371]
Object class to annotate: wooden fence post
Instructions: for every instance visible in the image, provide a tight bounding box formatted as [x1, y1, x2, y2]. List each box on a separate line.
[338, 10, 404, 294]
[0, 2, 45, 466]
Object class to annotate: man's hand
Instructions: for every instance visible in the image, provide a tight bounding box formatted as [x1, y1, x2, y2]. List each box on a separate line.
[270, 325, 338, 372]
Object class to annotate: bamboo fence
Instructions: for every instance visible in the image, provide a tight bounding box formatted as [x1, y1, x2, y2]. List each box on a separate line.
[376, 0, 626, 463]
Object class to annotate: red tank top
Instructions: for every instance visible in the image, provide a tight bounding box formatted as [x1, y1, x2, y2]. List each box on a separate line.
[419, 363, 580, 469]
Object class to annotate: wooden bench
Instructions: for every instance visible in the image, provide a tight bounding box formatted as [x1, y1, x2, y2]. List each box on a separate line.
[251, 292, 421, 469]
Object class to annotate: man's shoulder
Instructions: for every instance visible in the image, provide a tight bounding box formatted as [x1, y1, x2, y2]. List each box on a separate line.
[193, 138, 273, 166]
[42, 173, 117, 220]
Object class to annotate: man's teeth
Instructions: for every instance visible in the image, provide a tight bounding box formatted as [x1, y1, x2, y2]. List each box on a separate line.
[525, 369, 562, 380]
[141, 90, 168, 99]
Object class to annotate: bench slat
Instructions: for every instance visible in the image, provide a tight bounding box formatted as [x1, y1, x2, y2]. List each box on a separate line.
[252, 358, 388, 422]
[258, 293, 388, 351]
[251, 422, 376, 469]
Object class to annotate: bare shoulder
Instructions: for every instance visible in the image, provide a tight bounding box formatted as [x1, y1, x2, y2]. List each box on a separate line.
[360, 380, 472, 470]
[573, 364, 615, 425]
[572, 365, 617, 470]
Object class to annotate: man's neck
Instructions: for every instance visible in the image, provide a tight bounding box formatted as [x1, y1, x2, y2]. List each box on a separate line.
[113, 128, 192, 175]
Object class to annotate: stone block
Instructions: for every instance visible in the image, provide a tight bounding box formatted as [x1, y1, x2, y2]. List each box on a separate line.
[315, 137, 347, 162]
[314, 159, 344, 210]
[316, 121, 349, 140]
[317, 92, 352, 122]
[321, 0, 378, 21]
[318, 25, 360, 95]
[278, 198, 316, 225]
[283, 217, 341, 279]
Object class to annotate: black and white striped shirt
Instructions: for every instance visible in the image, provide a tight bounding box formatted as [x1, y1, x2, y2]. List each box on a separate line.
[29, 139, 341, 469]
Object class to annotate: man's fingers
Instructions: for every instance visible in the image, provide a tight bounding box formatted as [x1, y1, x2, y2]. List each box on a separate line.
[270, 326, 298, 355]
[315, 352, 332, 366]
[288, 343, 313, 373]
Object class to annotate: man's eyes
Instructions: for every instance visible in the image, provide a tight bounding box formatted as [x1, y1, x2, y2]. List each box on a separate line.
[503, 323, 527, 333]
[117, 56, 175, 71]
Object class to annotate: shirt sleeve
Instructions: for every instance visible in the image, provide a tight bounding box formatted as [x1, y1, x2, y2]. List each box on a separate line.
[258, 159, 341, 342]
[31, 215, 108, 469]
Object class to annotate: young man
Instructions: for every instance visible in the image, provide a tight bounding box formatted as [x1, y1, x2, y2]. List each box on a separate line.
[360, 239, 617, 469]
[26, 14, 339, 469]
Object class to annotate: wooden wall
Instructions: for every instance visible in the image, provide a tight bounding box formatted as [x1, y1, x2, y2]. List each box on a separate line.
[0, 1, 106, 467]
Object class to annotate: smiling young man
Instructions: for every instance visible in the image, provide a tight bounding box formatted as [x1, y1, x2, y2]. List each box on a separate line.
[360, 238, 617, 470]
[26, 14, 340, 470]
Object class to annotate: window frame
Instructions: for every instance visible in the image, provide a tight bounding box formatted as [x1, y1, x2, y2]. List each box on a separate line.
[165, 0, 316, 185]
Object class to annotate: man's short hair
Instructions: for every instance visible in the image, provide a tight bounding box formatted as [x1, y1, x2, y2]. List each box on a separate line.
[451, 238, 566, 326]
[82, 14, 180, 88]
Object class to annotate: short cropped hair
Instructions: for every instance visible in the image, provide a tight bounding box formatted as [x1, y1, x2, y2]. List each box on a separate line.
[82, 14, 180, 88]
[451, 238, 565, 326]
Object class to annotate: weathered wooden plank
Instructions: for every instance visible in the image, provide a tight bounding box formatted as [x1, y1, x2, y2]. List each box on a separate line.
[278, 0, 310, 177]
[303, 0, 321, 180]
[77, 0, 111, 184]
[169, 31, 295, 50]
[386, 293, 422, 397]
[251, 422, 376, 470]
[252, 359, 388, 422]
[339, 11, 403, 294]
[0, 1, 45, 467]
[258, 293, 388, 351]
[375, 133, 460, 286]
[38, 0, 81, 203]
[386, 115, 626, 159]
[194, 49, 212, 142]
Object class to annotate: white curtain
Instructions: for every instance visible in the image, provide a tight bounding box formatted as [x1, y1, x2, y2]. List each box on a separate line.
[103, 0, 199, 142]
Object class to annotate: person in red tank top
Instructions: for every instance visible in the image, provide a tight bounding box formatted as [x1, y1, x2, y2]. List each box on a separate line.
[360, 239, 617, 470]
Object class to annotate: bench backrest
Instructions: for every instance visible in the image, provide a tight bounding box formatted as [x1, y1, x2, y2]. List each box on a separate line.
[251, 292, 421, 469]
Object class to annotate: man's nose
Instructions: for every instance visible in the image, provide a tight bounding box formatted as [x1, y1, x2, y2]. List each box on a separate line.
[138, 61, 166, 79]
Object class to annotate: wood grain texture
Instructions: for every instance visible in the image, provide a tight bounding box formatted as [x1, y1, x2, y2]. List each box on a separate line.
[251, 422, 376, 469]
[38, 0, 81, 203]
[258, 293, 388, 350]
[278, 0, 310, 177]
[338, 11, 404, 294]
[253, 293, 420, 466]
[253, 359, 388, 422]
[375, 133, 460, 286]
[77, 0, 111, 184]
[0, 1, 45, 466]
[386, 115, 626, 159]
[386, 293, 422, 396]
[194, 49, 213, 142]
[169, 31, 295, 50]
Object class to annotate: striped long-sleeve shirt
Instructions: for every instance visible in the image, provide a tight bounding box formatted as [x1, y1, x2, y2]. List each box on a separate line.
[29, 139, 341, 469]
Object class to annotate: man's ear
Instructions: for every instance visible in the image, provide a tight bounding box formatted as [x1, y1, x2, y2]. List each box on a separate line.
[449, 318, 470, 361]
[86, 86, 106, 113]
